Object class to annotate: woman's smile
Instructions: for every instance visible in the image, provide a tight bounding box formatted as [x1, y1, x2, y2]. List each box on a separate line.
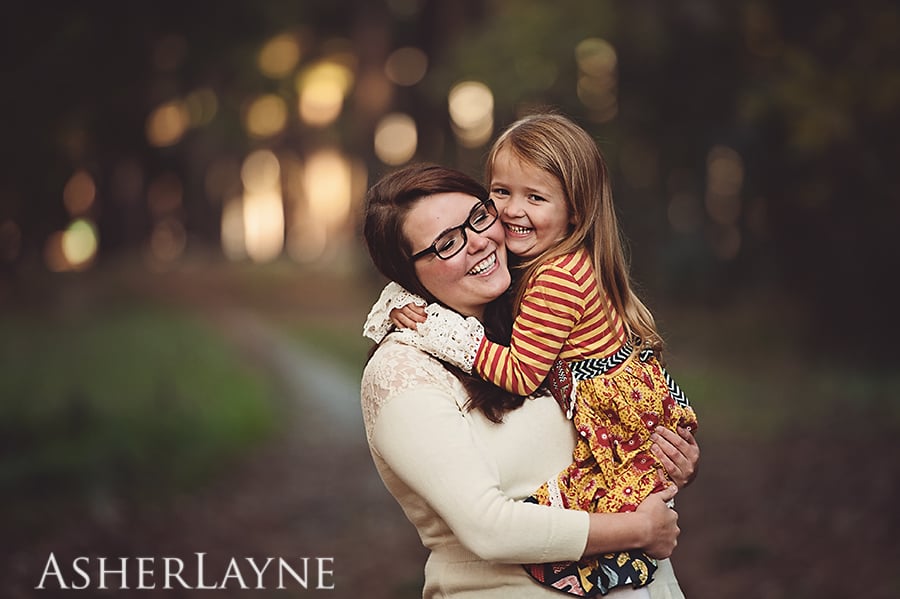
[467, 251, 498, 276]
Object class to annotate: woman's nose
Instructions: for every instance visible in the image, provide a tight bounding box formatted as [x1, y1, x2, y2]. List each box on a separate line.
[468, 229, 491, 252]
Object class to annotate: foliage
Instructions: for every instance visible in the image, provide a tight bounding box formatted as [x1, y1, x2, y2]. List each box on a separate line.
[0, 304, 276, 500]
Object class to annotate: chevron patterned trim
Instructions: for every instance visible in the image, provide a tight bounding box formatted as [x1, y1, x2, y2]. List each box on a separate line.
[568, 341, 691, 408]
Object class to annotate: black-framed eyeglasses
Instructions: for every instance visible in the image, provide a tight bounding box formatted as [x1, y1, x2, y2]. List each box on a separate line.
[410, 199, 499, 261]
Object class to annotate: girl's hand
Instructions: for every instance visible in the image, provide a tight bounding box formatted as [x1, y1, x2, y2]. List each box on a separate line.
[389, 303, 428, 330]
[651, 426, 700, 488]
[635, 484, 679, 559]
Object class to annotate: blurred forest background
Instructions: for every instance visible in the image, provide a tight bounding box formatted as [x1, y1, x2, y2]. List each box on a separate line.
[1, 0, 898, 597]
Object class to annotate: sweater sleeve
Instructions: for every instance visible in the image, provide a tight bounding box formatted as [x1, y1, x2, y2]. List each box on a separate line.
[371, 384, 589, 563]
[473, 263, 584, 395]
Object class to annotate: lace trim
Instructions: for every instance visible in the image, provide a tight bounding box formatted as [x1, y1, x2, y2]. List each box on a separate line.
[362, 281, 427, 343]
[360, 337, 463, 443]
[391, 303, 484, 373]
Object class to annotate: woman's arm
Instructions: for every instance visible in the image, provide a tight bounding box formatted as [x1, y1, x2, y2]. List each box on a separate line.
[370, 374, 679, 563]
[651, 426, 700, 488]
[585, 485, 679, 559]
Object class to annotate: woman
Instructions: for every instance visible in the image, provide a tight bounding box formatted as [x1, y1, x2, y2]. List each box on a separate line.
[361, 164, 698, 598]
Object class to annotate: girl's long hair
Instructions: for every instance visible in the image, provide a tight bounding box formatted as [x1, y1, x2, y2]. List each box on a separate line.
[485, 113, 664, 353]
[363, 163, 524, 422]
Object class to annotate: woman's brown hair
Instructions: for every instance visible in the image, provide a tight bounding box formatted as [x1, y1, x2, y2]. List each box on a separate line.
[363, 163, 524, 422]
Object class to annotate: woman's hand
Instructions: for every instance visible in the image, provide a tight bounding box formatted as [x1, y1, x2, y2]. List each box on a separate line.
[636, 484, 679, 559]
[390, 303, 428, 330]
[651, 426, 700, 488]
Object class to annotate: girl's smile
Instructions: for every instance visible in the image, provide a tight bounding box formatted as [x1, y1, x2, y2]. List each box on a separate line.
[489, 147, 573, 259]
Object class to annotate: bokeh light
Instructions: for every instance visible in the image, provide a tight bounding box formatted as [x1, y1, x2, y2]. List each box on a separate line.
[374, 113, 418, 165]
[575, 37, 618, 122]
[221, 196, 246, 261]
[241, 150, 285, 263]
[385, 47, 428, 86]
[297, 60, 355, 127]
[62, 170, 96, 217]
[302, 149, 353, 230]
[146, 100, 190, 147]
[448, 81, 494, 148]
[62, 219, 99, 270]
[244, 94, 289, 138]
[258, 33, 302, 78]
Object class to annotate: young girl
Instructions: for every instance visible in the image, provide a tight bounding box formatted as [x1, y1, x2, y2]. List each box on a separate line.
[363, 113, 698, 597]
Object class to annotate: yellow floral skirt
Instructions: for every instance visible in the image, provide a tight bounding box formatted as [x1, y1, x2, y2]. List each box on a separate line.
[524, 342, 698, 596]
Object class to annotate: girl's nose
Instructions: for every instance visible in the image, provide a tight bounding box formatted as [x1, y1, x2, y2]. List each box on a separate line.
[502, 195, 525, 217]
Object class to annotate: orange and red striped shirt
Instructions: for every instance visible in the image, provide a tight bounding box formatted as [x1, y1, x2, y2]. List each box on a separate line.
[474, 247, 627, 395]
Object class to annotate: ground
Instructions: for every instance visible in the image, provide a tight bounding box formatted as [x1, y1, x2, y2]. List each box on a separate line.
[3, 263, 899, 598]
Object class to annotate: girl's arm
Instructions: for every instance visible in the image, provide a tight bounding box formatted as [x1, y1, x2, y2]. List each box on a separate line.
[474, 262, 587, 395]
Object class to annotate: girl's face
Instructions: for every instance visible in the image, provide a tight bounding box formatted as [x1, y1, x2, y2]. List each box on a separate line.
[489, 147, 572, 259]
[404, 192, 510, 320]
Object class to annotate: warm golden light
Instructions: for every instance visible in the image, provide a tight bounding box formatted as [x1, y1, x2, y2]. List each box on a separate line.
[63, 170, 96, 216]
[258, 33, 302, 78]
[374, 113, 418, 165]
[303, 149, 352, 229]
[448, 81, 494, 148]
[62, 218, 99, 270]
[146, 100, 190, 147]
[245, 94, 289, 138]
[385, 47, 428, 86]
[241, 150, 281, 195]
[240, 151, 284, 263]
[243, 190, 284, 263]
[297, 61, 354, 127]
[221, 197, 246, 261]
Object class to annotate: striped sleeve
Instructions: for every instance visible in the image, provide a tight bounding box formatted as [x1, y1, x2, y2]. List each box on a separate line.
[473, 254, 589, 395]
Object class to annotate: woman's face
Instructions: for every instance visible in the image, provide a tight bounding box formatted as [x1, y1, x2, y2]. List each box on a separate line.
[404, 192, 510, 319]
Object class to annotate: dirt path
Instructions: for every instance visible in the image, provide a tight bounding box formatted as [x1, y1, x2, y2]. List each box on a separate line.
[5, 304, 427, 598]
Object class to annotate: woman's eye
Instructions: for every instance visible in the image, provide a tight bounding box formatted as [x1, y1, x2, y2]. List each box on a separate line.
[438, 237, 458, 253]
[471, 210, 488, 225]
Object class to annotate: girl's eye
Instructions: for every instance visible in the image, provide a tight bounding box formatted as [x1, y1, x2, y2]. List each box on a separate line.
[529, 194, 547, 203]
[491, 188, 509, 197]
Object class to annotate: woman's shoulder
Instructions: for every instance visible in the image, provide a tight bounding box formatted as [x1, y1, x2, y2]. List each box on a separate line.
[361, 336, 464, 439]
